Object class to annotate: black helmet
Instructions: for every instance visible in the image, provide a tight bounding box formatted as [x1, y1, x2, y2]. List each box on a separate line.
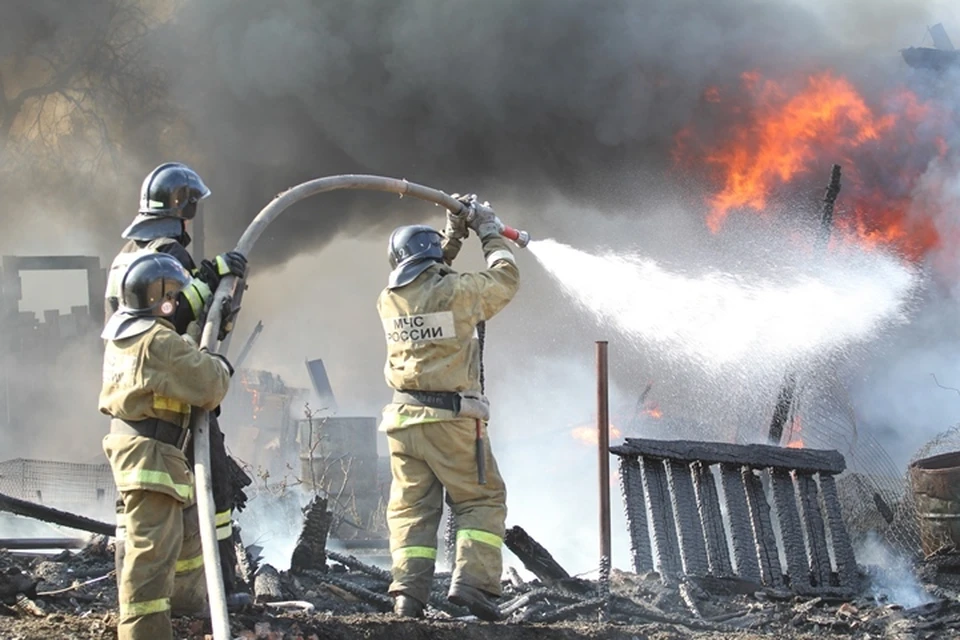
[387, 225, 443, 289]
[138, 162, 210, 219]
[101, 253, 192, 340]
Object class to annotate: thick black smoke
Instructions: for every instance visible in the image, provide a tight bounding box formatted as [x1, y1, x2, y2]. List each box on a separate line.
[148, 0, 936, 266]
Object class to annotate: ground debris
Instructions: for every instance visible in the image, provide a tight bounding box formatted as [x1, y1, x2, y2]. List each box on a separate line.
[7, 532, 960, 639]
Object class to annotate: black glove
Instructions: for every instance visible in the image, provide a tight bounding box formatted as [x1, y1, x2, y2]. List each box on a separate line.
[218, 300, 241, 341]
[214, 251, 248, 279]
[196, 259, 222, 290]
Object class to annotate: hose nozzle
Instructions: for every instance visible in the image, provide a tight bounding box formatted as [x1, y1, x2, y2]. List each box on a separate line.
[500, 224, 531, 249]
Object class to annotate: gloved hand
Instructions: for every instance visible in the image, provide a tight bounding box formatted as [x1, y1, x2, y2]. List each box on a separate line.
[214, 251, 248, 279]
[445, 194, 471, 241]
[465, 197, 503, 239]
[183, 321, 202, 347]
[195, 259, 221, 290]
[218, 299, 241, 341]
[202, 349, 235, 377]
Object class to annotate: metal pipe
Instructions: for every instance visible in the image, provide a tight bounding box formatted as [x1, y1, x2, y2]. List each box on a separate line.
[596, 340, 611, 621]
[192, 174, 526, 639]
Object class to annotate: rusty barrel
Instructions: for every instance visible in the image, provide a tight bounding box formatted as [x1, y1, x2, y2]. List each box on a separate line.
[910, 450, 960, 556]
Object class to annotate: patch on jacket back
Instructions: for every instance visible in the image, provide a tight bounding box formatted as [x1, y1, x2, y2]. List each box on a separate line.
[103, 352, 137, 385]
[382, 311, 456, 343]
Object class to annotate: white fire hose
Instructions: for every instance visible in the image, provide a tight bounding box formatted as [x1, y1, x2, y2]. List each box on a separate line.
[192, 174, 530, 639]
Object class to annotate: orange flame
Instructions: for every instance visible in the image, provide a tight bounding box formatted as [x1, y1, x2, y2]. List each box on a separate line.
[571, 424, 623, 445]
[675, 70, 952, 261]
[786, 415, 804, 449]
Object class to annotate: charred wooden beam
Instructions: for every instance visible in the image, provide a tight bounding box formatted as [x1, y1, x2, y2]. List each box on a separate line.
[311, 571, 393, 612]
[504, 525, 570, 586]
[795, 473, 832, 587]
[768, 164, 841, 445]
[618, 456, 653, 572]
[692, 461, 731, 575]
[666, 460, 709, 577]
[613, 439, 845, 475]
[253, 564, 284, 603]
[0, 538, 87, 550]
[290, 495, 332, 574]
[771, 470, 808, 587]
[0, 491, 113, 537]
[718, 464, 761, 583]
[640, 457, 682, 580]
[742, 468, 783, 587]
[326, 550, 391, 582]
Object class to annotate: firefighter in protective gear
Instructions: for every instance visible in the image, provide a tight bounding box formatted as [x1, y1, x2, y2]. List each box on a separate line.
[105, 162, 247, 326]
[378, 194, 520, 621]
[100, 252, 233, 640]
[104, 162, 250, 602]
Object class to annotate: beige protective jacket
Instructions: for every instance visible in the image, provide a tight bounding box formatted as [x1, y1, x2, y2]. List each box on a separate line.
[378, 234, 520, 430]
[100, 319, 231, 501]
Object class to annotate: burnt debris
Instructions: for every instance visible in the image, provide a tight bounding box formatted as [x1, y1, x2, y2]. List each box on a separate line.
[612, 437, 859, 595]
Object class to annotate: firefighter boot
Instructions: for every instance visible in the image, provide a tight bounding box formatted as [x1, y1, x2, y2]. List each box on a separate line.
[448, 583, 502, 621]
[393, 594, 425, 618]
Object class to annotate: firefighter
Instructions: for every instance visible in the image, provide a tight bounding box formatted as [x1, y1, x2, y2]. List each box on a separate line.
[104, 162, 249, 601]
[378, 195, 520, 621]
[100, 252, 234, 640]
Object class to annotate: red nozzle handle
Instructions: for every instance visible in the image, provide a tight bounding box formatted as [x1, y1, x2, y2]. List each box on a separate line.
[500, 224, 531, 249]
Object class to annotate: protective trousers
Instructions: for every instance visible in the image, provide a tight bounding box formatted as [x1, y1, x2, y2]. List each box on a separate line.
[184, 414, 238, 593]
[115, 490, 206, 640]
[387, 420, 506, 605]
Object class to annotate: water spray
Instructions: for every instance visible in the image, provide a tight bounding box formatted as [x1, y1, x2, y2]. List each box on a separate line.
[192, 174, 530, 640]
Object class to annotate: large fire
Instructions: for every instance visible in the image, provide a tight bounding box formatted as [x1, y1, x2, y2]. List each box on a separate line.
[675, 70, 954, 262]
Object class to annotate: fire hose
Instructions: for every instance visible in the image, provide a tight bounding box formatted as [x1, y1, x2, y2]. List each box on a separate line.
[191, 174, 530, 639]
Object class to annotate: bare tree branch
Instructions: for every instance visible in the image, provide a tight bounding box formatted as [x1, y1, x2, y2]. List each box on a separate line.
[931, 373, 960, 398]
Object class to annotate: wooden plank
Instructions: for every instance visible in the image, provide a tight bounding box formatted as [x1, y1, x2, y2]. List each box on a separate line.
[771, 469, 809, 587]
[666, 460, 709, 576]
[618, 456, 653, 572]
[795, 473, 832, 587]
[718, 464, 761, 582]
[819, 475, 858, 589]
[742, 468, 783, 587]
[612, 438, 845, 474]
[692, 462, 732, 576]
[640, 457, 682, 580]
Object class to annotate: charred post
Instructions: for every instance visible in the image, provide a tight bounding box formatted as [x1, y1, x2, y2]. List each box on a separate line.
[503, 526, 571, 586]
[641, 457, 682, 580]
[691, 461, 731, 575]
[290, 495, 332, 574]
[618, 456, 653, 573]
[253, 564, 284, 603]
[768, 164, 841, 445]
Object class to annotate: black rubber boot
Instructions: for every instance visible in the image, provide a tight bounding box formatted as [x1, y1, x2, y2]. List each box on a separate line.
[447, 583, 502, 621]
[393, 594, 425, 619]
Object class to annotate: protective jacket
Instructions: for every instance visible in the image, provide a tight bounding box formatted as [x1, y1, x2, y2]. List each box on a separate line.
[378, 233, 519, 430]
[100, 318, 230, 640]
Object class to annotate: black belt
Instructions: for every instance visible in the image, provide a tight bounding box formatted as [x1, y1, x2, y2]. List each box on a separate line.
[110, 418, 186, 448]
[393, 390, 460, 413]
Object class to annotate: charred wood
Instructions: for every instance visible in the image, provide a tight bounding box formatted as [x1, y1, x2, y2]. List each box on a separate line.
[253, 564, 284, 603]
[504, 525, 570, 586]
[0, 492, 113, 537]
[326, 550, 391, 582]
[613, 439, 845, 475]
[290, 495, 332, 574]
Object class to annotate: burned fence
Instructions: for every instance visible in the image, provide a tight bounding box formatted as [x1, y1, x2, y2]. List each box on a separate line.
[612, 438, 858, 595]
